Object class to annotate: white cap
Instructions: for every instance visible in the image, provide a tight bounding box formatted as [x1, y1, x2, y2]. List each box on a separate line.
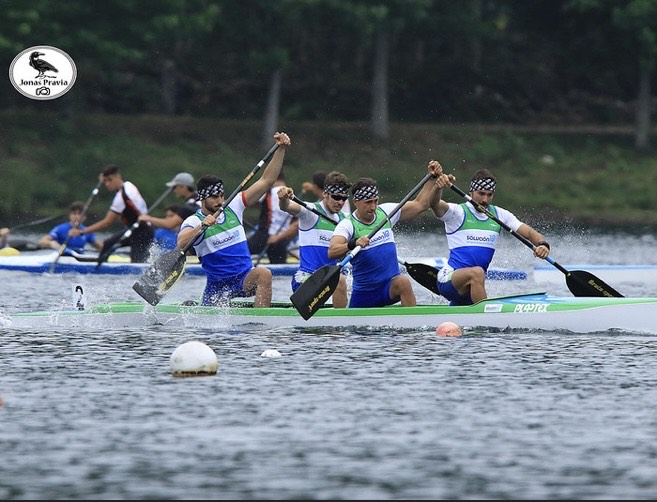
[166, 172, 195, 188]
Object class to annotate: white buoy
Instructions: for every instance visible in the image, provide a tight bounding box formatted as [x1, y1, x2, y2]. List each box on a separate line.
[170, 341, 218, 377]
[260, 349, 282, 358]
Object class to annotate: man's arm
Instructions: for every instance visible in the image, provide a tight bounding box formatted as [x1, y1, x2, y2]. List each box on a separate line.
[277, 186, 302, 216]
[139, 214, 182, 231]
[517, 223, 550, 258]
[399, 161, 443, 221]
[243, 132, 291, 207]
[430, 168, 454, 219]
[69, 210, 119, 236]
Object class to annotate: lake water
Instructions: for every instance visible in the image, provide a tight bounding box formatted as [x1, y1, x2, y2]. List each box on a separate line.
[1, 228, 655, 499]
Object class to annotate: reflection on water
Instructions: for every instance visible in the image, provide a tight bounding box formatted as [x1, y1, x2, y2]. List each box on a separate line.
[0, 230, 655, 499]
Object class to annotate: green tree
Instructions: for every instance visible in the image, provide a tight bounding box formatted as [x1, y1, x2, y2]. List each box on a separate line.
[566, 0, 656, 149]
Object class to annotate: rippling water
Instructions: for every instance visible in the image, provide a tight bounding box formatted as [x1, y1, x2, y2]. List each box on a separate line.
[1, 229, 655, 499]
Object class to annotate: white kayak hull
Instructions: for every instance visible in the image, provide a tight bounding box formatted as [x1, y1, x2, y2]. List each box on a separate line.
[4, 292, 655, 334]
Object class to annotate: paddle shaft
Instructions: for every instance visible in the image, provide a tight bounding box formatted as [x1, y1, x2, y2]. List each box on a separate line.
[10, 214, 65, 231]
[50, 180, 103, 273]
[291, 195, 337, 225]
[180, 143, 281, 255]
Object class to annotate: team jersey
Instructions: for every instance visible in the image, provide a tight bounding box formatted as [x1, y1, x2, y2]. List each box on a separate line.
[296, 201, 346, 273]
[48, 222, 96, 254]
[109, 181, 148, 226]
[333, 202, 401, 292]
[439, 202, 522, 271]
[179, 193, 252, 280]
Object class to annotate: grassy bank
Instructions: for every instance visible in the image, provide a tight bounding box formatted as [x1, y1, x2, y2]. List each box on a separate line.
[1, 110, 655, 232]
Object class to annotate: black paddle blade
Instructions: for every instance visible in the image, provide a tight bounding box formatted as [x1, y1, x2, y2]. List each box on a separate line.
[290, 265, 341, 320]
[566, 270, 624, 298]
[403, 261, 440, 296]
[132, 250, 187, 306]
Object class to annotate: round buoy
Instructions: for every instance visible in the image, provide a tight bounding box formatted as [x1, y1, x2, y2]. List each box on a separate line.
[260, 349, 282, 358]
[170, 341, 218, 377]
[435, 321, 462, 337]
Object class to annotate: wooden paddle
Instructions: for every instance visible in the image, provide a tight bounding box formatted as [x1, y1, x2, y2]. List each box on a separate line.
[448, 183, 624, 298]
[290, 172, 435, 320]
[291, 195, 441, 295]
[96, 186, 173, 267]
[49, 180, 103, 273]
[132, 142, 281, 306]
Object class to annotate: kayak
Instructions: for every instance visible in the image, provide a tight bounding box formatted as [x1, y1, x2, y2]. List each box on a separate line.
[0, 249, 299, 277]
[4, 292, 655, 334]
[0, 250, 527, 280]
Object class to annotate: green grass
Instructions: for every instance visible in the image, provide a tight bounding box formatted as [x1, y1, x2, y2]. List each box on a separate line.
[1, 110, 655, 232]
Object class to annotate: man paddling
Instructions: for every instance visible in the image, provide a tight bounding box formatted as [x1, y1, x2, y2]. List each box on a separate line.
[428, 161, 550, 306]
[277, 170, 352, 308]
[176, 132, 291, 307]
[38, 201, 103, 255]
[69, 164, 153, 262]
[327, 168, 438, 308]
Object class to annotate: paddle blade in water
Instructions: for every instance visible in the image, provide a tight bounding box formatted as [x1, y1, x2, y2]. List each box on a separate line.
[566, 270, 624, 298]
[290, 265, 341, 320]
[132, 250, 187, 306]
[403, 261, 440, 296]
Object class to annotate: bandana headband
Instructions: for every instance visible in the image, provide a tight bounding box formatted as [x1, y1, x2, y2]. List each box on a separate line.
[196, 182, 224, 201]
[352, 185, 379, 201]
[469, 177, 496, 193]
[324, 183, 350, 196]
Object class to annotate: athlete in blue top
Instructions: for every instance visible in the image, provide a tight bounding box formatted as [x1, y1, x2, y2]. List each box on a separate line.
[328, 170, 438, 308]
[37, 201, 103, 255]
[428, 161, 551, 306]
[277, 170, 352, 308]
[176, 132, 291, 307]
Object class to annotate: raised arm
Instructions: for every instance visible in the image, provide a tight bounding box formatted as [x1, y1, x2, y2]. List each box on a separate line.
[429, 161, 455, 219]
[242, 132, 291, 207]
[399, 161, 441, 221]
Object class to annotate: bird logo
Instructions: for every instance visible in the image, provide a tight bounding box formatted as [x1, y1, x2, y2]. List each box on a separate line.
[9, 45, 76, 101]
[29, 51, 59, 79]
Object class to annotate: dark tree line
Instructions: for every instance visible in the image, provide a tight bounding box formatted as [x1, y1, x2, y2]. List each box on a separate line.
[1, 0, 654, 149]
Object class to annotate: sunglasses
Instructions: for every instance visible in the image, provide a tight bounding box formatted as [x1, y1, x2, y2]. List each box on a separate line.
[329, 193, 349, 202]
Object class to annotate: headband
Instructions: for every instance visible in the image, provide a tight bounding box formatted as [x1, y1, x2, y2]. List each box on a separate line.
[469, 177, 496, 193]
[352, 185, 379, 201]
[324, 183, 350, 196]
[196, 182, 224, 201]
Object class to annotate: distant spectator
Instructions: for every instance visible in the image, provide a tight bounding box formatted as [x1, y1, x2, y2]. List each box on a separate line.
[38, 201, 103, 255]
